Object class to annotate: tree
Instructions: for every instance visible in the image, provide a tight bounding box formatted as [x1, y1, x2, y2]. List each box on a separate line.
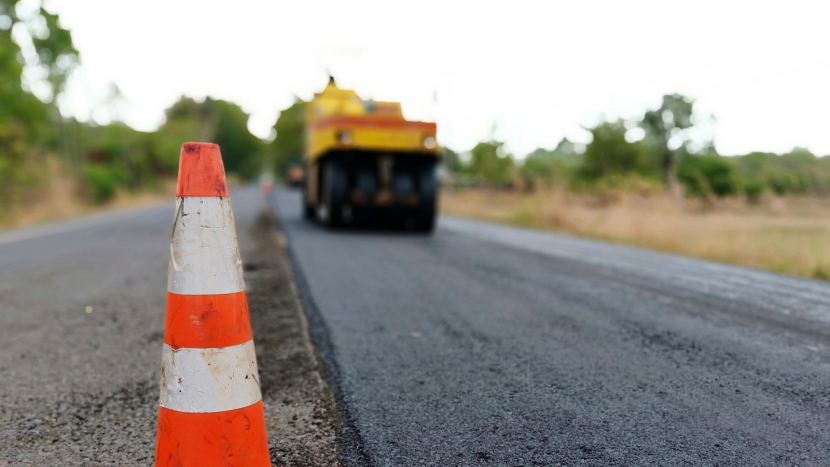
[677, 153, 740, 198]
[520, 138, 583, 189]
[440, 147, 463, 174]
[467, 140, 514, 187]
[162, 97, 265, 179]
[0, 0, 78, 103]
[270, 97, 305, 177]
[641, 94, 695, 203]
[0, 0, 78, 206]
[730, 148, 830, 196]
[212, 99, 264, 178]
[580, 120, 644, 179]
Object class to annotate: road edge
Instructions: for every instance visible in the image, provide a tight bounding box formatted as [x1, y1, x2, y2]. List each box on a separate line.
[268, 192, 375, 467]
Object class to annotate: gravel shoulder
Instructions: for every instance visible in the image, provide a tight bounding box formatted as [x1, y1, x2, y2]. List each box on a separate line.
[244, 210, 341, 466]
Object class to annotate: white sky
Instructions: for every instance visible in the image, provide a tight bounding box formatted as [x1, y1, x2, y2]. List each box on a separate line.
[45, 0, 830, 157]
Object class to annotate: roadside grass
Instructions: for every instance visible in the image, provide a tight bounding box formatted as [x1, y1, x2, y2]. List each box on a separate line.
[0, 156, 176, 230]
[440, 188, 830, 281]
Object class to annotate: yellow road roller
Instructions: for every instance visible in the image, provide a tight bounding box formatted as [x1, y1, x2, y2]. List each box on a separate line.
[303, 78, 439, 231]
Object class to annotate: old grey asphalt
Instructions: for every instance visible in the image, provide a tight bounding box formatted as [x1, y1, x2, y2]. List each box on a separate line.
[0, 189, 278, 465]
[272, 187, 830, 466]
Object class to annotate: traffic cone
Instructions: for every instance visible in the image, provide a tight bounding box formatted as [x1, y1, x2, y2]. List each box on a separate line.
[154, 143, 270, 466]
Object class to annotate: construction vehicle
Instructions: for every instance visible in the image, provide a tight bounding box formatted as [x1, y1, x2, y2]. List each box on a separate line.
[286, 164, 305, 188]
[302, 78, 439, 231]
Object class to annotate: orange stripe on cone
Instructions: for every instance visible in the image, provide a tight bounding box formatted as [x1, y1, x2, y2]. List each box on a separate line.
[164, 292, 252, 349]
[155, 402, 270, 467]
[176, 143, 229, 197]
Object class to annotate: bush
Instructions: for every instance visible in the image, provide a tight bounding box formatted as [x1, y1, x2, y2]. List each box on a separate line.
[466, 141, 514, 188]
[678, 154, 740, 197]
[766, 170, 803, 195]
[0, 121, 34, 206]
[743, 179, 765, 203]
[580, 120, 645, 180]
[520, 146, 581, 190]
[83, 165, 124, 203]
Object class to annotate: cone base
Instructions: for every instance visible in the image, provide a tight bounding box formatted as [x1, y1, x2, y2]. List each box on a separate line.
[154, 401, 270, 467]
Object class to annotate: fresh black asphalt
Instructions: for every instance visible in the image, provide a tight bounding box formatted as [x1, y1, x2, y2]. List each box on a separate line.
[273, 187, 830, 466]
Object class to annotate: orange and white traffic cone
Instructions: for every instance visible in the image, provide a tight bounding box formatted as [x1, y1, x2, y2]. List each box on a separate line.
[154, 143, 270, 466]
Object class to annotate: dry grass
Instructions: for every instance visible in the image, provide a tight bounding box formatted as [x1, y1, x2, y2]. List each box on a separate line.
[441, 188, 830, 281]
[0, 157, 175, 230]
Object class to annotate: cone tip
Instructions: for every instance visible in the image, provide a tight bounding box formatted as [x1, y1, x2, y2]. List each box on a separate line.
[176, 143, 228, 197]
[182, 142, 219, 152]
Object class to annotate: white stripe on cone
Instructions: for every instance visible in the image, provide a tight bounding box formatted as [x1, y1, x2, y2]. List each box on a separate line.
[168, 197, 245, 295]
[159, 340, 262, 413]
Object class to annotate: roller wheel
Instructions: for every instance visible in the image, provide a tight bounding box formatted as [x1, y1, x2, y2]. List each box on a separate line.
[415, 164, 437, 233]
[322, 158, 348, 228]
[302, 180, 315, 220]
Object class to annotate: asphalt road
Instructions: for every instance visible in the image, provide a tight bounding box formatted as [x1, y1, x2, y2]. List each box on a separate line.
[0, 201, 175, 464]
[4, 186, 830, 466]
[0, 188, 339, 465]
[273, 187, 830, 466]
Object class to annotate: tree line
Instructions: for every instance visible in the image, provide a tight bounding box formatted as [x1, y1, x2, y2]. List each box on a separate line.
[268, 93, 830, 204]
[0, 1, 276, 212]
[442, 95, 830, 202]
[2, 0, 828, 216]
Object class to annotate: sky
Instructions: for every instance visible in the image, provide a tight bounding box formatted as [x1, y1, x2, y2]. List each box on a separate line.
[42, 0, 830, 157]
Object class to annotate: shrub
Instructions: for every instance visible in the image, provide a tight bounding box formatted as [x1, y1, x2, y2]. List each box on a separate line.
[678, 154, 740, 197]
[580, 120, 645, 180]
[743, 179, 766, 203]
[83, 165, 123, 203]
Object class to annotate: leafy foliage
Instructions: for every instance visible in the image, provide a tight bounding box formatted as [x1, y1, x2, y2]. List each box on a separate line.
[465, 140, 514, 187]
[732, 148, 830, 196]
[641, 94, 697, 200]
[0, 0, 78, 208]
[270, 97, 305, 177]
[580, 121, 645, 180]
[56, 96, 268, 203]
[440, 147, 464, 174]
[83, 164, 125, 203]
[520, 138, 582, 189]
[742, 179, 765, 203]
[163, 97, 265, 179]
[677, 153, 740, 197]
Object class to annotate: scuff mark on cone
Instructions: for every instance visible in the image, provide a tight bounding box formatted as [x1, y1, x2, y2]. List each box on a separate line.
[168, 197, 245, 295]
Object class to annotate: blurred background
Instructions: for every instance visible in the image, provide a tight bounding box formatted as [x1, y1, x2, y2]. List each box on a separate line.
[2, 0, 830, 277]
